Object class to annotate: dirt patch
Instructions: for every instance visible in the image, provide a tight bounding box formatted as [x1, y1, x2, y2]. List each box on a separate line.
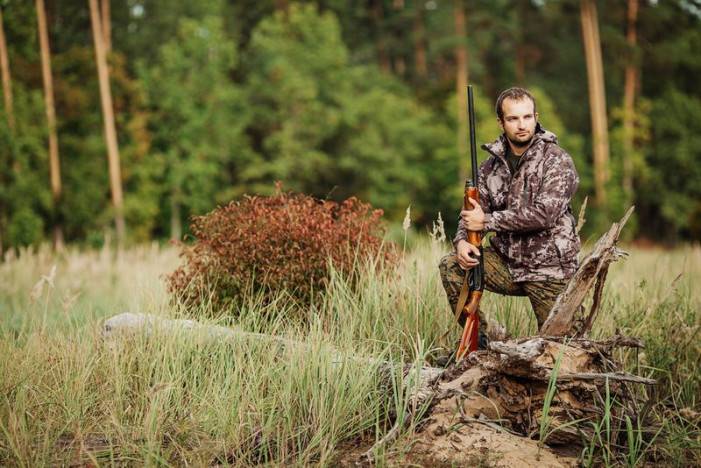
[406, 424, 578, 467]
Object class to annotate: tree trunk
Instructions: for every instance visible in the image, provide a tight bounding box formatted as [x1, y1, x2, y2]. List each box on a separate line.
[580, 0, 610, 207]
[454, 0, 469, 185]
[274, 0, 288, 14]
[391, 0, 406, 76]
[370, 0, 391, 74]
[36, 0, 64, 251]
[622, 0, 638, 205]
[100, 0, 111, 53]
[0, 8, 14, 132]
[170, 194, 182, 242]
[89, 0, 125, 247]
[413, 4, 427, 79]
[0, 7, 12, 256]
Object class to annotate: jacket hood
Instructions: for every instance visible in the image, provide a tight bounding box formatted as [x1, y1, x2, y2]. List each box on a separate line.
[481, 123, 558, 158]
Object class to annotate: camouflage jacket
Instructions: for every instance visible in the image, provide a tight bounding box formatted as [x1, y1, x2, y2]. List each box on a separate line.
[454, 124, 581, 282]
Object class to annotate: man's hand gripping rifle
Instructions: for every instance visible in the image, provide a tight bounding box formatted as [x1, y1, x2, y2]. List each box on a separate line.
[455, 85, 484, 361]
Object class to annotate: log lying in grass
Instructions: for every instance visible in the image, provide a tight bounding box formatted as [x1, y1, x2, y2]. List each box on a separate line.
[103, 312, 306, 350]
[102, 312, 444, 388]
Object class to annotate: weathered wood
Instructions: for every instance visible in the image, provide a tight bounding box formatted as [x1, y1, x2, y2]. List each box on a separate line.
[557, 371, 655, 385]
[103, 312, 445, 386]
[576, 196, 588, 235]
[541, 206, 634, 336]
[488, 338, 545, 360]
[579, 267, 609, 336]
[539, 334, 645, 351]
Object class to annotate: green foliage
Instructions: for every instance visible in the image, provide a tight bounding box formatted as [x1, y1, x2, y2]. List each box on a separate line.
[0, 85, 51, 250]
[244, 4, 350, 192]
[7, 207, 43, 247]
[139, 14, 251, 238]
[1, 0, 700, 246]
[244, 4, 451, 220]
[641, 89, 701, 240]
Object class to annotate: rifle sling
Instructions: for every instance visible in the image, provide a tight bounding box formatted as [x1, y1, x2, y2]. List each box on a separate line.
[454, 270, 471, 321]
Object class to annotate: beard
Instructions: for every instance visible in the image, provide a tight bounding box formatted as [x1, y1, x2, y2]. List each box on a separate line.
[506, 132, 533, 148]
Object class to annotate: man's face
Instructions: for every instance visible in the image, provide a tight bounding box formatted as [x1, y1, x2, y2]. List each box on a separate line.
[498, 97, 538, 148]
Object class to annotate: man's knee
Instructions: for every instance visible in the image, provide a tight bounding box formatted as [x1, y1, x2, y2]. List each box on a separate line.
[526, 279, 568, 328]
[438, 251, 458, 275]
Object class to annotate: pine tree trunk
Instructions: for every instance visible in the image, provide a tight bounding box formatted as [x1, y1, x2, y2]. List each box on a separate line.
[0, 7, 12, 256]
[580, 0, 610, 207]
[89, 0, 125, 247]
[391, 0, 406, 76]
[100, 0, 111, 53]
[274, 0, 288, 12]
[370, 0, 391, 73]
[36, 0, 64, 251]
[413, 4, 427, 79]
[454, 0, 469, 185]
[0, 8, 14, 131]
[622, 0, 638, 205]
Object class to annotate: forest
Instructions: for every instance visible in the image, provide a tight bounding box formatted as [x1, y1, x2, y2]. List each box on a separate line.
[1, 0, 700, 251]
[1, 2, 701, 466]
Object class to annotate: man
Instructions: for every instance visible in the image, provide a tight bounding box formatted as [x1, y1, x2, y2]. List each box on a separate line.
[439, 87, 580, 338]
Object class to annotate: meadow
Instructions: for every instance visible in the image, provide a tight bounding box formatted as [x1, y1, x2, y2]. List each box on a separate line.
[0, 238, 699, 466]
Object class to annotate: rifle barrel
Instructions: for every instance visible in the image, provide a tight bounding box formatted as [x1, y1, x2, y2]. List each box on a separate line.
[467, 85, 478, 184]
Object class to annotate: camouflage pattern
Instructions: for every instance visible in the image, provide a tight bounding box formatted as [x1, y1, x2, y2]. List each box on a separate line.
[454, 124, 581, 282]
[439, 247, 568, 329]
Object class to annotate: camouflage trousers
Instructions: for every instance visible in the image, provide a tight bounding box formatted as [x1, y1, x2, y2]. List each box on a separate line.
[438, 247, 568, 331]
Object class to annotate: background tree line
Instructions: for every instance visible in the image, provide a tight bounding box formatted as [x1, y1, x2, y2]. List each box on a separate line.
[0, 0, 699, 252]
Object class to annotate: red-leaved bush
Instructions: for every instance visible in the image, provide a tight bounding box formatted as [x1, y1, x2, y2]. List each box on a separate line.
[167, 186, 396, 313]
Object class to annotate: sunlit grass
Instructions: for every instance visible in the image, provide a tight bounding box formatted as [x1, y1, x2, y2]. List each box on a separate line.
[0, 239, 699, 465]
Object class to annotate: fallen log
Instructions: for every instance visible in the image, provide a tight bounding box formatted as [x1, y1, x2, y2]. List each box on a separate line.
[102, 312, 445, 397]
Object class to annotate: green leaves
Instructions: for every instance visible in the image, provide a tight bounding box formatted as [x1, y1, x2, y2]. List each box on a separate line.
[243, 4, 452, 220]
[139, 14, 251, 237]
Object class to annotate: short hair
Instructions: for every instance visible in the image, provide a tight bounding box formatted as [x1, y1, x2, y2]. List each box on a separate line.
[495, 87, 537, 121]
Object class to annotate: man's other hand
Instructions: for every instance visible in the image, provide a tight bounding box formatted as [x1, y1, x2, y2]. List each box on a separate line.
[456, 240, 480, 270]
[460, 197, 485, 231]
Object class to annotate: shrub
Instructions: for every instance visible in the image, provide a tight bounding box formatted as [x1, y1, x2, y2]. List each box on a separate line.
[8, 208, 44, 247]
[167, 186, 396, 314]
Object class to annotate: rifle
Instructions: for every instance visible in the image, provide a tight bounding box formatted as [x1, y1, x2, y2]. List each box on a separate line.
[454, 85, 484, 360]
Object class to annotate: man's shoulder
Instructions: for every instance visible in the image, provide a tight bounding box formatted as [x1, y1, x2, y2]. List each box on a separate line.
[540, 140, 574, 164]
[478, 153, 501, 174]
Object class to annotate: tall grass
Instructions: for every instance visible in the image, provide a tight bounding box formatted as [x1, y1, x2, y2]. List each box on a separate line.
[0, 239, 699, 465]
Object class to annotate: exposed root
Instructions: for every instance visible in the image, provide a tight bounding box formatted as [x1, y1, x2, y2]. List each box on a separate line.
[364, 335, 654, 466]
